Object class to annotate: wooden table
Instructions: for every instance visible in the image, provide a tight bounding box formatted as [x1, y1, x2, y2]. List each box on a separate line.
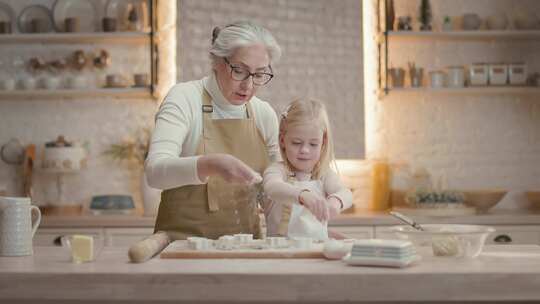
[1, 245, 540, 303]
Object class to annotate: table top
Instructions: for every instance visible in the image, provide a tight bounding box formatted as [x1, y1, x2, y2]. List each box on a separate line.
[38, 209, 540, 228]
[1, 245, 540, 303]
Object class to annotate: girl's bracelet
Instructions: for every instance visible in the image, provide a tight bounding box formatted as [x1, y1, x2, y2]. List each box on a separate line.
[328, 195, 344, 210]
[298, 189, 310, 205]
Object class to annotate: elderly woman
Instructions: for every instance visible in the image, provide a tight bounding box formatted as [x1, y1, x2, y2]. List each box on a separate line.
[145, 21, 282, 240]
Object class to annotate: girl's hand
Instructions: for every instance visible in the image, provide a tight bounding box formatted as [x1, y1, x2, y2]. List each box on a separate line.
[327, 196, 343, 219]
[299, 190, 329, 222]
[198, 154, 261, 185]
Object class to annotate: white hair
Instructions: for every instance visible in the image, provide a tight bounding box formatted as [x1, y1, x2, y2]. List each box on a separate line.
[209, 21, 281, 66]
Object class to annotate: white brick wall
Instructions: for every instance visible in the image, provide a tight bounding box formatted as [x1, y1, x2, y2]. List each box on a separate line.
[365, 0, 540, 209]
[177, 0, 365, 158]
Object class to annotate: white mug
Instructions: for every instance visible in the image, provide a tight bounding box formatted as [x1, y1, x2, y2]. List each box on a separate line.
[430, 71, 446, 88]
[447, 66, 465, 88]
[0, 78, 15, 90]
[0, 197, 41, 256]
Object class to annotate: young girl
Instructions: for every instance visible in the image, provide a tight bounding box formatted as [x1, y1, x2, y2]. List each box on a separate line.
[262, 98, 352, 240]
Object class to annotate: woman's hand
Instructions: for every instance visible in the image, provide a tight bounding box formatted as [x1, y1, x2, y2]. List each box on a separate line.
[197, 154, 262, 185]
[299, 190, 329, 222]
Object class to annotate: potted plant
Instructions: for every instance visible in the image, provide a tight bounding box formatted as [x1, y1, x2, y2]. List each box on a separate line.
[419, 0, 432, 31]
[103, 128, 161, 217]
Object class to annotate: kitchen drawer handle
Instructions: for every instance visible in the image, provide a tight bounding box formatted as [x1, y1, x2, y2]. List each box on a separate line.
[494, 234, 512, 243]
[53, 235, 65, 246]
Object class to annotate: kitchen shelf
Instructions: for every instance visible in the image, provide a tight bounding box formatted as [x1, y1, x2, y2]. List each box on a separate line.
[0, 32, 151, 44]
[384, 30, 540, 41]
[385, 86, 540, 95]
[0, 87, 152, 99]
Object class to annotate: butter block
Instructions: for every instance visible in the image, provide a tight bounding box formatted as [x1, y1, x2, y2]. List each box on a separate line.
[71, 235, 94, 263]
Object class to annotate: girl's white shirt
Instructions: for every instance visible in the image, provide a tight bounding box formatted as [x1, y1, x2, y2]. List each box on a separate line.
[263, 162, 353, 238]
[145, 72, 281, 190]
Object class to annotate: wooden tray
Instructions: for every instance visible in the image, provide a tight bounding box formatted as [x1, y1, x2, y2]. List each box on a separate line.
[160, 240, 325, 259]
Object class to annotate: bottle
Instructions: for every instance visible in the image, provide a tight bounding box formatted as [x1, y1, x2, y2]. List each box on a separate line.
[369, 159, 391, 211]
[386, 0, 395, 31]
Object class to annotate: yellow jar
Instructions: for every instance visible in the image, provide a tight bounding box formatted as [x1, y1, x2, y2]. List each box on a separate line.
[369, 160, 391, 211]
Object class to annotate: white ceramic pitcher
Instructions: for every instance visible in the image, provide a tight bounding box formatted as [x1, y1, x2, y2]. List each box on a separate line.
[0, 197, 41, 256]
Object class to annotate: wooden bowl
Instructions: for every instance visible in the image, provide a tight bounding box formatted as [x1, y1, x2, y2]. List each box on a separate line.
[463, 190, 507, 213]
[526, 191, 540, 208]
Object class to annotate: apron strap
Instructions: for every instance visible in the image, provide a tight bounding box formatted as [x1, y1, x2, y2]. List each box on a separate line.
[201, 91, 254, 212]
[201, 90, 219, 212]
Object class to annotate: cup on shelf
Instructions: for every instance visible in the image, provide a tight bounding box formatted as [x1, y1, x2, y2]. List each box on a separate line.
[462, 13, 482, 30]
[508, 63, 527, 85]
[102, 17, 117, 32]
[133, 73, 149, 87]
[0, 21, 12, 34]
[41, 76, 62, 90]
[409, 67, 424, 87]
[19, 77, 36, 90]
[469, 63, 488, 86]
[429, 71, 446, 88]
[65, 17, 80, 33]
[105, 74, 126, 88]
[30, 18, 48, 33]
[488, 63, 508, 86]
[389, 68, 405, 88]
[446, 66, 465, 88]
[486, 14, 508, 30]
[66, 75, 87, 89]
[0, 78, 15, 90]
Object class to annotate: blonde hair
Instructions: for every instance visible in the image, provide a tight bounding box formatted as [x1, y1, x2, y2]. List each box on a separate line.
[279, 98, 335, 180]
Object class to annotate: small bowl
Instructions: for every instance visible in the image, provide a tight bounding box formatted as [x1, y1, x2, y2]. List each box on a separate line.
[463, 190, 507, 213]
[526, 191, 540, 208]
[390, 224, 495, 258]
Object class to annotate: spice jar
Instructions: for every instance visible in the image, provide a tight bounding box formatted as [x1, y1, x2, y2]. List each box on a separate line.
[369, 159, 391, 211]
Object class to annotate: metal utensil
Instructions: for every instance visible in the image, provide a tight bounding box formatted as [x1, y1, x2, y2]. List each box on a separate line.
[389, 211, 425, 231]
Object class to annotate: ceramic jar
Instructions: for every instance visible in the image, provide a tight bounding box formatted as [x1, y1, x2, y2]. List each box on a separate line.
[446, 66, 465, 88]
[463, 13, 482, 30]
[469, 63, 488, 86]
[489, 63, 508, 85]
[508, 63, 527, 85]
[429, 71, 446, 88]
[486, 14, 508, 30]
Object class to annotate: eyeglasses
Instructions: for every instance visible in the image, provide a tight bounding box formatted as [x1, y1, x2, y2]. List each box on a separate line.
[223, 57, 274, 86]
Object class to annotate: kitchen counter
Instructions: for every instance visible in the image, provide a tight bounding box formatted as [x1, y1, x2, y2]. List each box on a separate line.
[1, 245, 540, 303]
[39, 209, 540, 228]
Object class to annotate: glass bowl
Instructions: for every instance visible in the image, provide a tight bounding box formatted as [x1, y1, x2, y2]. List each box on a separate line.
[389, 224, 495, 258]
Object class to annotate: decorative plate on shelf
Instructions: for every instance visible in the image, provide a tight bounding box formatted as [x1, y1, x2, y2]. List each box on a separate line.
[17, 4, 54, 33]
[0, 2, 16, 33]
[105, 0, 149, 32]
[52, 0, 100, 32]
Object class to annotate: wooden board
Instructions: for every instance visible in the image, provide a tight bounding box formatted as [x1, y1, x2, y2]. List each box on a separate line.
[160, 240, 325, 259]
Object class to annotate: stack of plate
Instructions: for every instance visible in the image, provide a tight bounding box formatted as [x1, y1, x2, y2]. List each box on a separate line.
[342, 239, 419, 268]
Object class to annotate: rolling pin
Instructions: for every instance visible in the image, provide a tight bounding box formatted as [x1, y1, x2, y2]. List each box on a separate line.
[128, 231, 171, 263]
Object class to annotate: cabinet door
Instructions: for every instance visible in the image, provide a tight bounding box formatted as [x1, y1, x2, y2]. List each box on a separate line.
[104, 228, 155, 247]
[329, 226, 374, 239]
[35, 228, 104, 247]
[487, 225, 540, 245]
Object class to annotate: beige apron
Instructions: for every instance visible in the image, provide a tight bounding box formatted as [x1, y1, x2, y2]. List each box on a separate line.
[154, 89, 269, 240]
